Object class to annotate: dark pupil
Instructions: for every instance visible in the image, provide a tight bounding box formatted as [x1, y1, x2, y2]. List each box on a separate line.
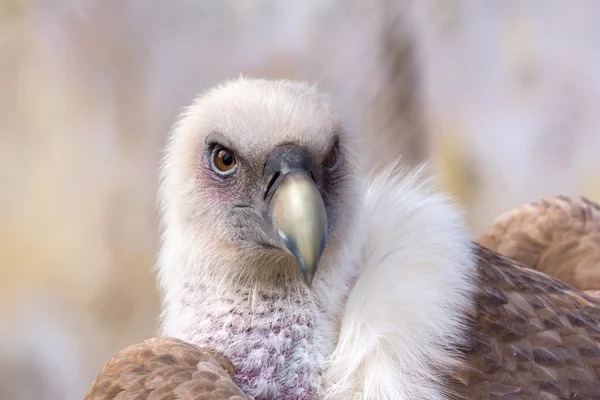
[220, 152, 233, 166]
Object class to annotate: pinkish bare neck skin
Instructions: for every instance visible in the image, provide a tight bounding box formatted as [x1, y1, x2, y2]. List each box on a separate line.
[171, 282, 330, 400]
[231, 319, 320, 400]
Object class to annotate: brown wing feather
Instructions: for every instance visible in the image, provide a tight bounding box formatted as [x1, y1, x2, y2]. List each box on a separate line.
[479, 196, 600, 291]
[84, 337, 253, 400]
[585, 290, 600, 302]
[451, 244, 600, 399]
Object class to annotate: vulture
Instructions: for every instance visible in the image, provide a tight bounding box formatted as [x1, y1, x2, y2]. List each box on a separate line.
[479, 195, 600, 291]
[86, 78, 600, 400]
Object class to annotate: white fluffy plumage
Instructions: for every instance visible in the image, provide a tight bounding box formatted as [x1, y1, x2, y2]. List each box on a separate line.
[156, 77, 477, 400]
[323, 165, 476, 399]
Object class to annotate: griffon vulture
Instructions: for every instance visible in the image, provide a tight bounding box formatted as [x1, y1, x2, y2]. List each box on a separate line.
[85, 78, 600, 400]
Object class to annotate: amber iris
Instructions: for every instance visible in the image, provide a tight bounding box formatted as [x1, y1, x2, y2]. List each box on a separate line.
[325, 148, 337, 170]
[214, 148, 237, 172]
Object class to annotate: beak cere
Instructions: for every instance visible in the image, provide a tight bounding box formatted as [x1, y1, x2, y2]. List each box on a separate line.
[264, 146, 328, 286]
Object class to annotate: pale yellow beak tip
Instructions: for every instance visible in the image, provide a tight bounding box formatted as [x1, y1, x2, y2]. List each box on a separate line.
[269, 171, 328, 286]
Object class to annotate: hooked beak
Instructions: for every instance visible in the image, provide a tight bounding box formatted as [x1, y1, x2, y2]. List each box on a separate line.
[264, 146, 328, 286]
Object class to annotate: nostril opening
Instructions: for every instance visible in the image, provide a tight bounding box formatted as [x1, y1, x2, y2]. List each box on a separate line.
[309, 170, 316, 182]
[264, 171, 281, 200]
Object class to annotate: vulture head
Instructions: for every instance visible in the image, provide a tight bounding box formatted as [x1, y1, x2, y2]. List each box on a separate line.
[159, 78, 362, 287]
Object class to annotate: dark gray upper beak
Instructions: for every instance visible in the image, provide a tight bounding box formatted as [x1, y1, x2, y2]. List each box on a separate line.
[263, 145, 328, 286]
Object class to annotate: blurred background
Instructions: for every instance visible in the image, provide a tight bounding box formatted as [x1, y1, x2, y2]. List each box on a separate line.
[1, 1, 599, 399]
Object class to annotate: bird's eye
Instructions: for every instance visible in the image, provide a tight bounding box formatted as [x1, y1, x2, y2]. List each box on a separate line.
[211, 147, 238, 175]
[325, 147, 339, 171]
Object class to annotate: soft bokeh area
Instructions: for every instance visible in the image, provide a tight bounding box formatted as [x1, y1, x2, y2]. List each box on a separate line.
[1, 1, 599, 399]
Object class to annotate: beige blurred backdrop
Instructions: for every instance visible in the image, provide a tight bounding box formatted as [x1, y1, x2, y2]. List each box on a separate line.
[1, 1, 599, 399]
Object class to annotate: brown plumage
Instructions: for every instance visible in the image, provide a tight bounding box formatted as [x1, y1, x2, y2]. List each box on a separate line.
[452, 245, 600, 399]
[585, 290, 600, 302]
[479, 195, 600, 291]
[86, 244, 600, 399]
[84, 337, 253, 400]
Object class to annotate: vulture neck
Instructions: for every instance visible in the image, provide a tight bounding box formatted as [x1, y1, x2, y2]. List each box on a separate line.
[159, 236, 361, 400]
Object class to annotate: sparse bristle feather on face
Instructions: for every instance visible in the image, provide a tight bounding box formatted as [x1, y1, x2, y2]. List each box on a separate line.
[158, 78, 361, 285]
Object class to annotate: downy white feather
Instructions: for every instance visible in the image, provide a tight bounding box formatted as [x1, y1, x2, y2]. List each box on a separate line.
[322, 163, 477, 400]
